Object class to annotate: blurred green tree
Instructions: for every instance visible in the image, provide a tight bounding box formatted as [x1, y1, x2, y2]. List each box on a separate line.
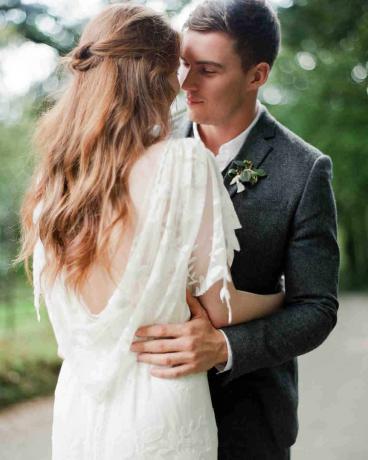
[0, 0, 367, 291]
[268, 0, 368, 289]
[0, 0, 80, 52]
[0, 0, 80, 304]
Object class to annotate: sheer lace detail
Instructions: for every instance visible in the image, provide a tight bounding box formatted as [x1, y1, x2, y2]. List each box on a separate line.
[32, 138, 241, 397]
[32, 138, 240, 459]
[187, 151, 241, 323]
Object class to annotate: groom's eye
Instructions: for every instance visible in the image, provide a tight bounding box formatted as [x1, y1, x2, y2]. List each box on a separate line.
[201, 67, 216, 75]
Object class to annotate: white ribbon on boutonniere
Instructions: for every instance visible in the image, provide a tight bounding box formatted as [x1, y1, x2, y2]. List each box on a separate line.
[227, 160, 267, 194]
[230, 176, 246, 194]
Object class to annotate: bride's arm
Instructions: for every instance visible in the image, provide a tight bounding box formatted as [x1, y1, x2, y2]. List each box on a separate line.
[198, 278, 284, 328]
[186, 144, 284, 329]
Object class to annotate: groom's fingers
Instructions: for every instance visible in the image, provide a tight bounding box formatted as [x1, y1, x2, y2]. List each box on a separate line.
[186, 289, 209, 320]
[150, 364, 195, 379]
[137, 351, 190, 367]
[131, 338, 183, 354]
[135, 323, 184, 338]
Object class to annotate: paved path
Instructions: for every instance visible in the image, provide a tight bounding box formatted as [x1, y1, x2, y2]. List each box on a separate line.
[0, 294, 367, 459]
[292, 293, 368, 460]
[0, 397, 52, 460]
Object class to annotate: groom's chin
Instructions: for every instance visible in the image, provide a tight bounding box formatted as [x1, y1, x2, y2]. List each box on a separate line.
[186, 108, 207, 125]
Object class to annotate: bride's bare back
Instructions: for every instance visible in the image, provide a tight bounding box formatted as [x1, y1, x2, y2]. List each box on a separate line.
[79, 141, 167, 316]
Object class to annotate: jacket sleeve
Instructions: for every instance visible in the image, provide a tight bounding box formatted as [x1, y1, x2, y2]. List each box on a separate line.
[220, 154, 340, 383]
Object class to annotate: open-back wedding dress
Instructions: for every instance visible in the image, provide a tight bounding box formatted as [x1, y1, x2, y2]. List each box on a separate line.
[32, 138, 240, 460]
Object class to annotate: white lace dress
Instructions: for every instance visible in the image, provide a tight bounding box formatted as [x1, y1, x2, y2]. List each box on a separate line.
[32, 138, 241, 460]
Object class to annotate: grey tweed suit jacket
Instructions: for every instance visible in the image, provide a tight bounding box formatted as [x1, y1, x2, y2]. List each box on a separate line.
[173, 107, 340, 457]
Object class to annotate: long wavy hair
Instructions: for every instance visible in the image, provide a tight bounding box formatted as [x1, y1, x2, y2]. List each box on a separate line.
[16, 3, 180, 294]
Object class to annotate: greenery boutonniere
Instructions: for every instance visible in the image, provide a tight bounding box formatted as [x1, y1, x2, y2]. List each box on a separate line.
[226, 160, 267, 194]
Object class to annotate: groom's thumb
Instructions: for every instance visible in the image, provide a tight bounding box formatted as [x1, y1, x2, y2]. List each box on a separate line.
[186, 289, 207, 320]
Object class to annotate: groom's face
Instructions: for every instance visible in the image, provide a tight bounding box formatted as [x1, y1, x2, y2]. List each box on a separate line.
[180, 30, 252, 126]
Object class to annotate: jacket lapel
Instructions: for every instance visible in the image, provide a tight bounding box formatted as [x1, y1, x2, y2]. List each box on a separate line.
[222, 109, 277, 197]
[174, 107, 277, 198]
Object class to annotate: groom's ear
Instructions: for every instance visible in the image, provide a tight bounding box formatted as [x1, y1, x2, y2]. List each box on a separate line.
[247, 62, 270, 90]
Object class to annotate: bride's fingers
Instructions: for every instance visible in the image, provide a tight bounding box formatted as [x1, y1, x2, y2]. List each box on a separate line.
[131, 338, 183, 353]
[150, 364, 195, 379]
[137, 352, 190, 367]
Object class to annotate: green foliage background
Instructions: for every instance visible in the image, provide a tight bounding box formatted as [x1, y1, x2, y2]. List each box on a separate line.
[268, 0, 368, 290]
[0, 0, 367, 407]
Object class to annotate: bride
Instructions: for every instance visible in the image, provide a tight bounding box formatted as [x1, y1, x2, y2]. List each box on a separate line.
[17, 3, 283, 459]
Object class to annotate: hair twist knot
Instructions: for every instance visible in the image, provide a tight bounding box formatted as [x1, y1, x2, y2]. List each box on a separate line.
[69, 42, 99, 72]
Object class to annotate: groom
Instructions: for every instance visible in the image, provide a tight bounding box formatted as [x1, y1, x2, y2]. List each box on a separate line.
[131, 0, 339, 458]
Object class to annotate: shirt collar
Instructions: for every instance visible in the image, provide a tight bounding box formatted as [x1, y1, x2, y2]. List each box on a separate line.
[193, 101, 265, 172]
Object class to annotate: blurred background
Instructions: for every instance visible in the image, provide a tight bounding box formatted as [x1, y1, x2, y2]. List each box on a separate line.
[0, 0, 367, 459]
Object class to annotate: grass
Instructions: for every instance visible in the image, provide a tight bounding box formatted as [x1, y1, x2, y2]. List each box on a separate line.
[0, 281, 61, 410]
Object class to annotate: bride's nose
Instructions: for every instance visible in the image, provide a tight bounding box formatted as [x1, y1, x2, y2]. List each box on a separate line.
[178, 63, 192, 89]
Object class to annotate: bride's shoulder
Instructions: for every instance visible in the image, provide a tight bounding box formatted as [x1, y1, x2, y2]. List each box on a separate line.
[167, 138, 212, 164]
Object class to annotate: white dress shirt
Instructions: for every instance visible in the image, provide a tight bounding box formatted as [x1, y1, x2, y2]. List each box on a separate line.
[193, 102, 265, 173]
[193, 102, 265, 372]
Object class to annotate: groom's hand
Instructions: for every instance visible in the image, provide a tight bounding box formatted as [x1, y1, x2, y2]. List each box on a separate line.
[130, 291, 228, 379]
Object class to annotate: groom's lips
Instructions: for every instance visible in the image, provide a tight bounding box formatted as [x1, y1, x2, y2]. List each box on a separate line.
[187, 96, 203, 106]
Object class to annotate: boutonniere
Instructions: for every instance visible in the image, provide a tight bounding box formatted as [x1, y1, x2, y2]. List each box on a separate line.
[226, 160, 267, 194]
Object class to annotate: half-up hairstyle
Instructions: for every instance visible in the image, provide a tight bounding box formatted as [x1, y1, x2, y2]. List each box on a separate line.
[17, 3, 180, 295]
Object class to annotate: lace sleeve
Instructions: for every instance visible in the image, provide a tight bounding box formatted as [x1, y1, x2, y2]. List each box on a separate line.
[187, 150, 241, 323]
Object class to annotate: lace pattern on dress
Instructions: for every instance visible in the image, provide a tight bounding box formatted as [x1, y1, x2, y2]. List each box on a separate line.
[31, 138, 241, 400]
[187, 150, 241, 323]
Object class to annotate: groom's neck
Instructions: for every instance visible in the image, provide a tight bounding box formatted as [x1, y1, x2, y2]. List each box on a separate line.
[197, 100, 258, 155]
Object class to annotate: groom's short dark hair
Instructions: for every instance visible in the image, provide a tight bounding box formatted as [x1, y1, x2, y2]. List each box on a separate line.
[184, 0, 281, 70]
